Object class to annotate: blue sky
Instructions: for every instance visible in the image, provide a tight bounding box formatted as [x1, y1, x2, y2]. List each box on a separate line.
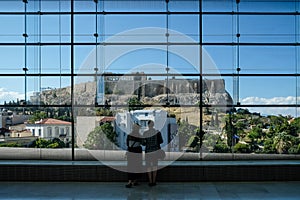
[0, 1, 299, 117]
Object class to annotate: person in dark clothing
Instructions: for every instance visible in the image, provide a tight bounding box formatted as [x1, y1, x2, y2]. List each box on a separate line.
[143, 120, 163, 186]
[125, 122, 143, 188]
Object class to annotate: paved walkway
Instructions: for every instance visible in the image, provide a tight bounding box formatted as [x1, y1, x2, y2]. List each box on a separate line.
[0, 181, 299, 199]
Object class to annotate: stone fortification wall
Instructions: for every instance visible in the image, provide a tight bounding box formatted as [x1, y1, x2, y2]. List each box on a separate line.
[36, 79, 232, 107]
[106, 78, 227, 97]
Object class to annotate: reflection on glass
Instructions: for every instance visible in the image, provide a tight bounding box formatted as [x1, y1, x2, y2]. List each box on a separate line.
[0, 0, 300, 161]
[240, 15, 296, 43]
[202, 15, 234, 43]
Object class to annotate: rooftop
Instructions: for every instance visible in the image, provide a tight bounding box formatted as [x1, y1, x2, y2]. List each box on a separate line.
[34, 118, 71, 125]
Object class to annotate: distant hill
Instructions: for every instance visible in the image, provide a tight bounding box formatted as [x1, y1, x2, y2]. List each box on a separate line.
[34, 79, 233, 126]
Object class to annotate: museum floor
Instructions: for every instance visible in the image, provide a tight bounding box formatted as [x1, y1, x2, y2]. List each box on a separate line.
[0, 181, 299, 200]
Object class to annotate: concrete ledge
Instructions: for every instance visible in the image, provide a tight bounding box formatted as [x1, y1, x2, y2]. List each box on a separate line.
[1, 148, 300, 182]
[1, 147, 300, 161]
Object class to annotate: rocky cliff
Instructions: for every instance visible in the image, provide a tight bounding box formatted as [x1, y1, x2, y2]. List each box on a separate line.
[33, 79, 233, 110]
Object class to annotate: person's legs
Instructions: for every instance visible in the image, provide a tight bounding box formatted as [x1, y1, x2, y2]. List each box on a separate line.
[152, 166, 158, 184]
[151, 158, 158, 185]
[145, 154, 152, 184]
[147, 170, 153, 184]
[126, 173, 134, 188]
[146, 153, 159, 186]
[132, 152, 142, 185]
[126, 153, 135, 188]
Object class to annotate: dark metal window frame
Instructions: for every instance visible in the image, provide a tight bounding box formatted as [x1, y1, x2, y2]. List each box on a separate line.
[0, 0, 299, 160]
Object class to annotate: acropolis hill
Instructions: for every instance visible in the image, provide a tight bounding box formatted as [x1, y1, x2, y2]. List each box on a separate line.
[32, 76, 233, 126]
[35, 76, 231, 104]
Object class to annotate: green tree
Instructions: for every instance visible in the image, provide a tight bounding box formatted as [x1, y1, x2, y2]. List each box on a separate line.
[213, 141, 230, 153]
[236, 108, 251, 115]
[262, 138, 276, 154]
[28, 138, 51, 148]
[266, 126, 276, 139]
[247, 127, 263, 152]
[48, 138, 65, 148]
[28, 111, 47, 123]
[96, 108, 114, 116]
[234, 143, 251, 153]
[178, 120, 197, 150]
[291, 117, 300, 134]
[84, 123, 117, 150]
[127, 96, 144, 111]
[223, 113, 236, 149]
[288, 144, 300, 154]
[273, 132, 293, 154]
[204, 133, 220, 151]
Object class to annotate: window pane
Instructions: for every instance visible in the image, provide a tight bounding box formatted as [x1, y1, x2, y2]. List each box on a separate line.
[41, 0, 70, 12]
[240, 15, 296, 43]
[74, 0, 96, 12]
[203, 15, 234, 43]
[104, 15, 166, 39]
[203, 46, 235, 74]
[75, 15, 95, 42]
[0, 16, 23, 43]
[41, 15, 71, 43]
[0, 46, 23, 74]
[169, 15, 199, 42]
[169, 45, 200, 74]
[40, 46, 71, 74]
[239, 1, 298, 12]
[202, 0, 234, 12]
[0, 1, 23, 12]
[75, 46, 95, 74]
[169, 0, 199, 12]
[0, 77, 25, 104]
[104, 0, 165, 12]
[240, 77, 297, 106]
[27, 76, 71, 105]
[240, 46, 296, 74]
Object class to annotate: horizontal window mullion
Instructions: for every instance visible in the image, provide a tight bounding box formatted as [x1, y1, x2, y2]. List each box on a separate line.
[0, 11, 299, 15]
[0, 73, 73, 77]
[1, 73, 299, 77]
[0, 104, 72, 108]
[0, 103, 298, 108]
[1, 42, 300, 46]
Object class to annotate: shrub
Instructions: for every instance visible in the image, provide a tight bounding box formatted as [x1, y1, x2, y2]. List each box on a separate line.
[213, 142, 230, 153]
[234, 142, 251, 153]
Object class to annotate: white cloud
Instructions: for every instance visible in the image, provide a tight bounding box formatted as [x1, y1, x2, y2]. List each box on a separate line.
[241, 96, 297, 105]
[241, 96, 300, 117]
[0, 88, 24, 104]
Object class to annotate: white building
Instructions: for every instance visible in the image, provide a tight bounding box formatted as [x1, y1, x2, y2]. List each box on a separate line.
[0, 109, 30, 128]
[26, 118, 71, 142]
[115, 110, 178, 151]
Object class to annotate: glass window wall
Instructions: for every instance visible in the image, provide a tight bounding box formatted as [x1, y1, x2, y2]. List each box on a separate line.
[0, 0, 299, 161]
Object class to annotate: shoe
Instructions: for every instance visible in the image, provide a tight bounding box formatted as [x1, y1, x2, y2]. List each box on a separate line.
[148, 182, 156, 187]
[133, 182, 139, 186]
[125, 183, 133, 188]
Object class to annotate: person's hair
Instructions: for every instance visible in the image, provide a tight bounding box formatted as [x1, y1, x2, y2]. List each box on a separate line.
[131, 122, 140, 136]
[148, 120, 154, 126]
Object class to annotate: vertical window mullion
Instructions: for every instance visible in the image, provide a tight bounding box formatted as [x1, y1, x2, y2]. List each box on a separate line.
[23, 0, 28, 103]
